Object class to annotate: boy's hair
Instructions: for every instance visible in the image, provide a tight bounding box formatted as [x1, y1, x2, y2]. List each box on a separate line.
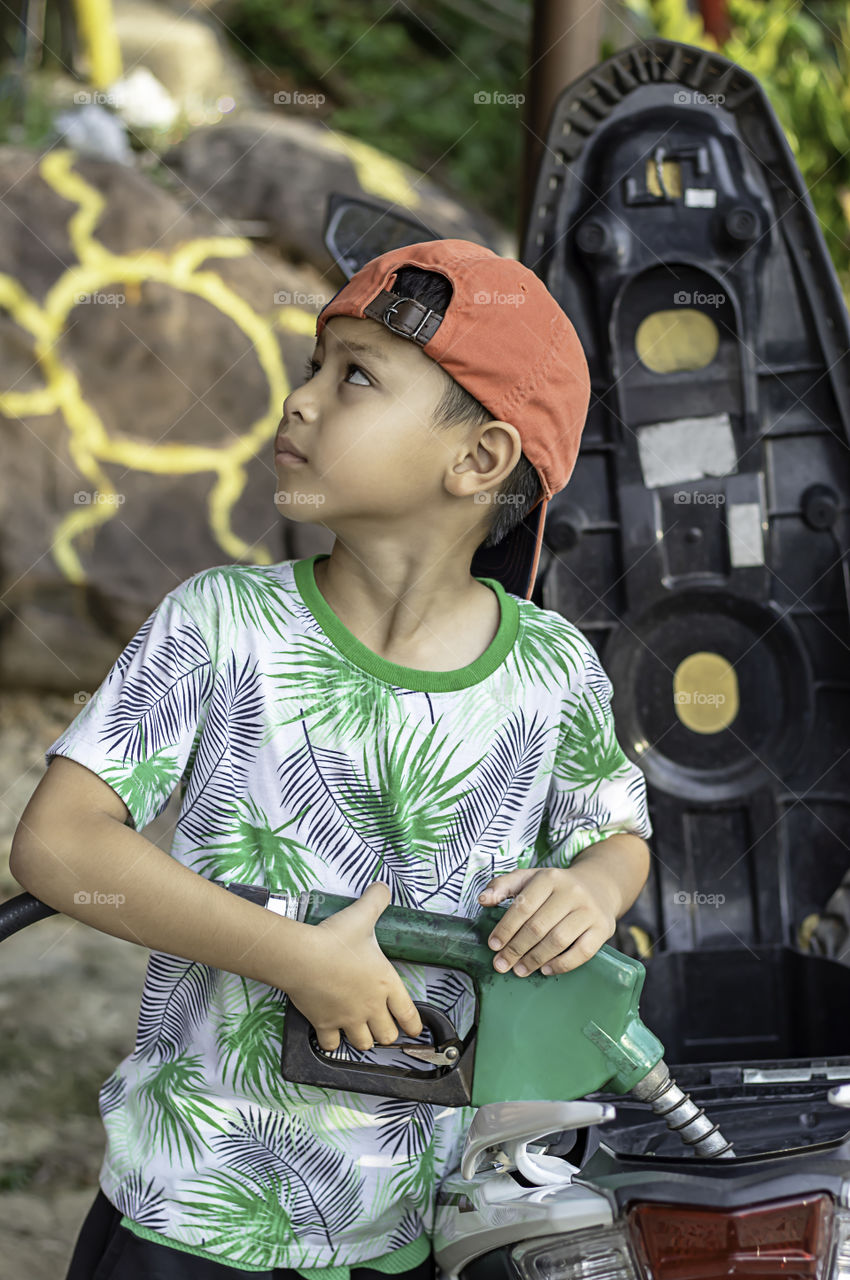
[392, 264, 542, 550]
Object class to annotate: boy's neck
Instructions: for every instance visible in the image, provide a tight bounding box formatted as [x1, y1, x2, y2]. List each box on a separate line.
[312, 554, 501, 673]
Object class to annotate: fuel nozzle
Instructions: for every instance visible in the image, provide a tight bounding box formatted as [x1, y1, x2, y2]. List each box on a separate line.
[278, 887, 738, 1157]
[629, 1059, 734, 1157]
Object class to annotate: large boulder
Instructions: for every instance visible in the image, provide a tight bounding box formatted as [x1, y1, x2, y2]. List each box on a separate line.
[0, 131, 508, 693]
[0, 145, 328, 691]
[160, 110, 513, 269]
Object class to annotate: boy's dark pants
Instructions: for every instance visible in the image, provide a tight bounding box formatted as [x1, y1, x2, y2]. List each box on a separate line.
[66, 1188, 437, 1280]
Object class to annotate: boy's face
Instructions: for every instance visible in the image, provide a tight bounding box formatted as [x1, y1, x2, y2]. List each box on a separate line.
[276, 315, 482, 533]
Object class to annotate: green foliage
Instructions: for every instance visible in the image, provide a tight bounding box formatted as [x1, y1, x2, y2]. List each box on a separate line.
[223, 0, 531, 237]
[621, 0, 850, 301]
[0, 70, 56, 147]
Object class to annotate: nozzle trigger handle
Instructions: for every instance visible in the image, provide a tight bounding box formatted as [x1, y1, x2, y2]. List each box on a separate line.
[280, 999, 475, 1105]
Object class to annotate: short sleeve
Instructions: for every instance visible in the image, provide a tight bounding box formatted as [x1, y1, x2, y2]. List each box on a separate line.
[43, 588, 215, 832]
[535, 632, 652, 868]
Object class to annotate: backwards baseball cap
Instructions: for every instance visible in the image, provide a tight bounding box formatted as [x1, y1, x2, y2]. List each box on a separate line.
[315, 238, 591, 601]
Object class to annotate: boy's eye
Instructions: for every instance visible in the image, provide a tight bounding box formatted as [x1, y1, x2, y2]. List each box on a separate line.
[302, 358, 371, 387]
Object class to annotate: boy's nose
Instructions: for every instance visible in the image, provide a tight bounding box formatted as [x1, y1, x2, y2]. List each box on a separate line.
[283, 389, 319, 423]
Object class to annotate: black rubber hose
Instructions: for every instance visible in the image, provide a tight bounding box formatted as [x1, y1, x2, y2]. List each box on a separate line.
[0, 891, 59, 942]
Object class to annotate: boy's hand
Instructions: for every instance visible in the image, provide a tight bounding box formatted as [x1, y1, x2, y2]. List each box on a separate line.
[286, 882, 424, 1053]
[477, 863, 619, 977]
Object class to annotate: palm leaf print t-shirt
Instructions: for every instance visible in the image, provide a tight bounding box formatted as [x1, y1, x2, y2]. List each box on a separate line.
[43, 553, 653, 1273]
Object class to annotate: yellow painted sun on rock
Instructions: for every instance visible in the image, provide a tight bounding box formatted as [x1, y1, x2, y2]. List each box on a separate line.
[0, 149, 319, 583]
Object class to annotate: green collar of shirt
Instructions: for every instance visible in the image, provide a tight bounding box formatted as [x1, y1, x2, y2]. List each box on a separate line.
[294, 553, 519, 692]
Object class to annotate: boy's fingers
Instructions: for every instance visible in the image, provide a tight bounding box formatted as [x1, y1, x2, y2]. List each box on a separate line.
[485, 883, 553, 953]
[315, 1027, 341, 1052]
[388, 994, 423, 1039]
[491, 901, 579, 972]
[369, 1017, 401, 1046]
[478, 867, 539, 905]
[545, 927, 603, 974]
[506, 925, 581, 975]
[344, 1023, 378, 1053]
[501, 906, 600, 975]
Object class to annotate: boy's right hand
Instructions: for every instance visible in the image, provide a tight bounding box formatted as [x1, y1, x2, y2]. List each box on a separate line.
[285, 882, 424, 1053]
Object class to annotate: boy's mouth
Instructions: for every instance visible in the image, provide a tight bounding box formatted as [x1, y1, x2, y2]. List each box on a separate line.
[275, 434, 308, 463]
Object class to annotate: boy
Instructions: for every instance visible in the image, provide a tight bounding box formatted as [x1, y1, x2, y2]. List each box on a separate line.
[10, 238, 652, 1279]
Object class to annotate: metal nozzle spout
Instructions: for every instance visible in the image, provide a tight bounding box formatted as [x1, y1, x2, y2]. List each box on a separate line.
[630, 1060, 735, 1158]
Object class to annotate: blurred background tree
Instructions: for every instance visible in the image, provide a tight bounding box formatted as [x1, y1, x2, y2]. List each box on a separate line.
[223, 0, 532, 240]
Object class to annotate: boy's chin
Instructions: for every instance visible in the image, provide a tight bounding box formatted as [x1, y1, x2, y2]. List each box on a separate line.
[272, 491, 324, 522]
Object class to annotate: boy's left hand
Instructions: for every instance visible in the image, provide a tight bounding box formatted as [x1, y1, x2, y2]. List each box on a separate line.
[477, 864, 619, 977]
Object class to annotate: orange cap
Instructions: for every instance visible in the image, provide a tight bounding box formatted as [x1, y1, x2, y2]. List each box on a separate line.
[316, 239, 591, 600]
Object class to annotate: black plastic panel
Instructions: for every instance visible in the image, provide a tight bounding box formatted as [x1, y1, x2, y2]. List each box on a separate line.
[522, 39, 850, 1061]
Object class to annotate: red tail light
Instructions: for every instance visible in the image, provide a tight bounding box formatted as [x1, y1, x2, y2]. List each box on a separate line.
[628, 1194, 834, 1280]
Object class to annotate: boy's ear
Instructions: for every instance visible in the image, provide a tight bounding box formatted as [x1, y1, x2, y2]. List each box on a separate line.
[449, 420, 523, 490]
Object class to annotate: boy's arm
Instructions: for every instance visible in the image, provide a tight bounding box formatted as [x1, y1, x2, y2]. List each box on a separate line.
[477, 628, 654, 977]
[565, 831, 651, 920]
[9, 756, 313, 991]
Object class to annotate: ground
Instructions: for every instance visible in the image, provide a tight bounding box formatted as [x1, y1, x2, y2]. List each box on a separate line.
[0, 690, 175, 1276]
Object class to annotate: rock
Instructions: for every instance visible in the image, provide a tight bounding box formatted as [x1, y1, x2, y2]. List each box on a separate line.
[0, 146, 330, 691]
[161, 110, 514, 271]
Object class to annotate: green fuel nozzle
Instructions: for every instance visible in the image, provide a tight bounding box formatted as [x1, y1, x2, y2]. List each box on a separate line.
[278, 891, 734, 1159]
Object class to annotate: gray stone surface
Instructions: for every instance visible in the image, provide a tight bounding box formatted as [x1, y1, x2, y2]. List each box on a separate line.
[0, 690, 179, 1275]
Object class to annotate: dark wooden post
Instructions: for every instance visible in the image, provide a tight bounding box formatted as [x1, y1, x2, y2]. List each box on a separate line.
[518, 0, 604, 253]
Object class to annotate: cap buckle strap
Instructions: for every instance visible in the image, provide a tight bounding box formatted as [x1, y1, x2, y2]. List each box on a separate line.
[385, 300, 435, 342]
[364, 290, 443, 346]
